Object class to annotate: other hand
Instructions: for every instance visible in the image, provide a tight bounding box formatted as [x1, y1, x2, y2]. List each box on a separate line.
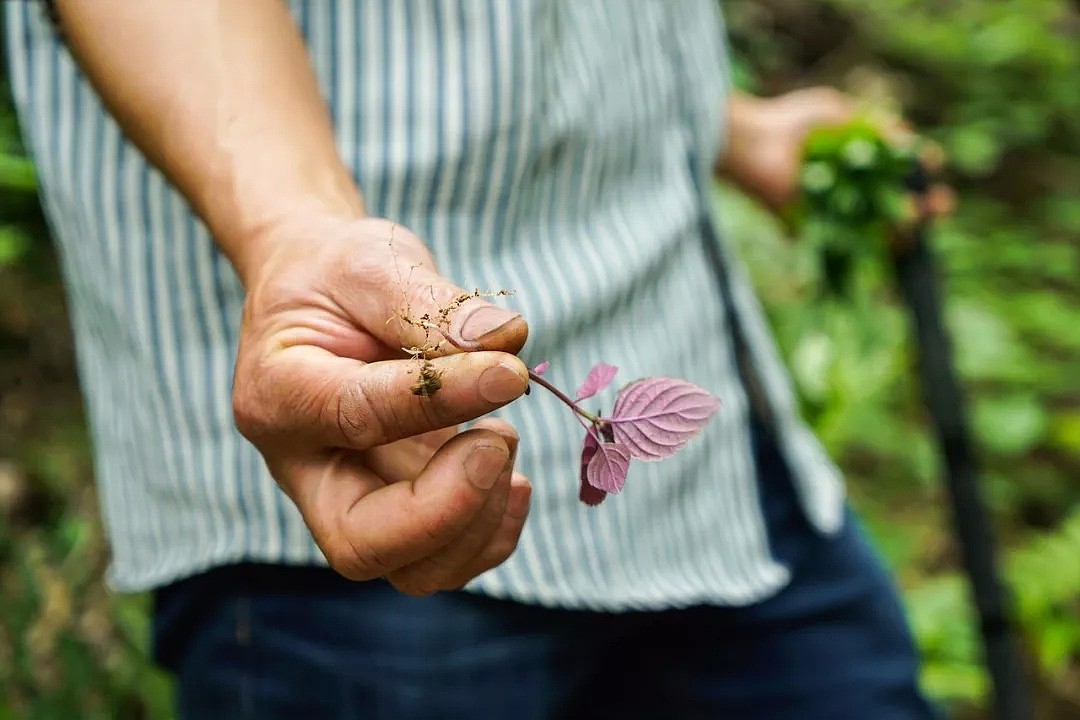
[719, 87, 954, 221]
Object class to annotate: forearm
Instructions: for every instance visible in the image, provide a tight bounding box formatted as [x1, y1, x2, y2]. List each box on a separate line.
[55, 0, 364, 284]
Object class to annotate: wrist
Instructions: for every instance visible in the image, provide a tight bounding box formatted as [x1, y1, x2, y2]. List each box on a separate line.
[716, 93, 801, 209]
[209, 172, 367, 290]
[716, 93, 770, 186]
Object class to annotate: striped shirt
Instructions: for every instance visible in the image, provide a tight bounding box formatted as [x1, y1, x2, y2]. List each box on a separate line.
[6, 0, 844, 609]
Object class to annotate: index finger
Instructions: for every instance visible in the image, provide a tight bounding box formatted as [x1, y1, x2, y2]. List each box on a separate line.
[235, 345, 529, 451]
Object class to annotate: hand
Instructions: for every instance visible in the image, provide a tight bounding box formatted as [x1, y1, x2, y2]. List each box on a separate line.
[719, 88, 954, 220]
[231, 215, 532, 597]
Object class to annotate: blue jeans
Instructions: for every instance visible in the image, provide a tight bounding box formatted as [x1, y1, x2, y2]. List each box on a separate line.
[153, 424, 941, 719]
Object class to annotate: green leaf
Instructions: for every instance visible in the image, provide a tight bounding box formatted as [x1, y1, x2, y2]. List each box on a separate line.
[0, 226, 28, 266]
[944, 125, 1001, 175]
[0, 153, 36, 193]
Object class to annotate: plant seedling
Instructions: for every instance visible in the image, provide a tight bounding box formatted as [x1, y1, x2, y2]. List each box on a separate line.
[389, 229, 722, 506]
[527, 362, 721, 505]
[440, 326, 721, 506]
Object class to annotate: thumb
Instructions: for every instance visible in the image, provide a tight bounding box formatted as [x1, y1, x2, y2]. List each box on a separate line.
[333, 220, 528, 356]
[393, 262, 529, 357]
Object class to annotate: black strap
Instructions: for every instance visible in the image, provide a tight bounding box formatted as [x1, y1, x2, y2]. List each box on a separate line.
[37, 1, 60, 31]
[697, 210, 777, 433]
[893, 167, 1033, 719]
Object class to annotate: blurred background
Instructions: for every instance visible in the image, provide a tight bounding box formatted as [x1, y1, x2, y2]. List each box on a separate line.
[1, 0, 1077, 718]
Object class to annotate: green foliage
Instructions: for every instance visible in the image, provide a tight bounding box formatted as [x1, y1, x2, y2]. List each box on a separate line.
[910, 507, 1080, 704]
[827, 0, 1080, 176]
[724, 0, 1080, 715]
[0, 79, 172, 718]
[795, 120, 917, 297]
[0, 86, 33, 269]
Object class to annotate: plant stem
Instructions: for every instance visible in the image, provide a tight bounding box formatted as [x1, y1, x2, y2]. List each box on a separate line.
[425, 321, 482, 351]
[527, 370, 600, 424]
[429, 320, 602, 425]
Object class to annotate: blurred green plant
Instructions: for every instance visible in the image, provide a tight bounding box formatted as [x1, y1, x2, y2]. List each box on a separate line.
[0, 85, 35, 270]
[911, 506, 1080, 706]
[723, 0, 1080, 715]
[793, 119, 918, 299]
[0, 76, 172, 717]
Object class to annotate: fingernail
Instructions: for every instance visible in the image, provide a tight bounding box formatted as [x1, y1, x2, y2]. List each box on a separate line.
[465, 443, 509, 490]
[479, 361, 527, 404]
[453, 302, 522, 343]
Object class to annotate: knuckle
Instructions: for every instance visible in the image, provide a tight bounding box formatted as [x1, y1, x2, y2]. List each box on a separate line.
[324, 526, 393, 582]
[232, 378, 270, 442]
[350, 541, 393, 581]
[416, 496, 473, 547]
[333, 379, 384, 448]
[231, 349, 302, 444]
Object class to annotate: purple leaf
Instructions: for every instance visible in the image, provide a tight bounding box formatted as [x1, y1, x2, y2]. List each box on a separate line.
[608, 377, 721, 461]
[579, 478, 607, 506]
[575, 363, 618, 401]
[586, 438, 631, 494]
[531, 360, 550, 376]
[578, 432, 607, 506]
